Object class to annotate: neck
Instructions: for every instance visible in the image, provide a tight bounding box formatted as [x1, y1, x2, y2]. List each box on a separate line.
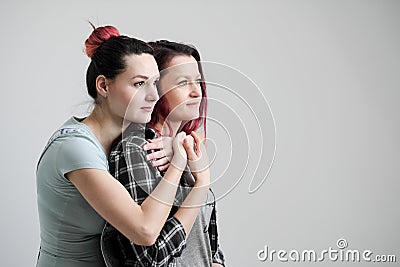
[155, 118, 182, 137]
[82, 105, 123, 154]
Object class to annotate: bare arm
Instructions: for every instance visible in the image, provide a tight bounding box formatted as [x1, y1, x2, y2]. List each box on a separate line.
[68, 132, 188, 246]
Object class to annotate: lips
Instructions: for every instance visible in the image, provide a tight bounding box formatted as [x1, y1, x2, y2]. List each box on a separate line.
[141, 107, 153, 112]
[186, 101, 200, 106]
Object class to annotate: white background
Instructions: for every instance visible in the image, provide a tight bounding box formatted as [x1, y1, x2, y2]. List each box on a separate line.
[1, 0, 399, 266]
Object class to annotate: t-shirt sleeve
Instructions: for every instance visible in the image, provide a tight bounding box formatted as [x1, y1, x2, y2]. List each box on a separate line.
[56, 135, 108, 178]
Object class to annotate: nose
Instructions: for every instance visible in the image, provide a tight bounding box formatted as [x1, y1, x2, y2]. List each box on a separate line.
[189, 81, 202, 98]
[145, 83, 159, 102]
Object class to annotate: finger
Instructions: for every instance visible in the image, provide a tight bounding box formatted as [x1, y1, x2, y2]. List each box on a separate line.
[173, 132, 188, 160]
[158, 163, 170, 171]
[190, 131, 203, 156]
[146, 150, 166, 161]
[191, 131, 203, 143]
[143, 141, 163, 151]
[183, 136, 197, 160]
[152, 157, 170, 167]
[148, 137, 163, 143]
[183, 135, 194, 147]
[190, 131, 203, 151]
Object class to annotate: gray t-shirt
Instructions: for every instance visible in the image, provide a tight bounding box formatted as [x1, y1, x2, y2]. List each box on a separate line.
[175, 191, 215, 267]
[36, 117, 108, 267]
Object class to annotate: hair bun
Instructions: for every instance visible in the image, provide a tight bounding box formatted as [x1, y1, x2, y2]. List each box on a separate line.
[84, 25, 120, 58]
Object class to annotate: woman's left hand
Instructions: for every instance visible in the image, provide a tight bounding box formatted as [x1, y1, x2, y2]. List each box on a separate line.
[143, 136, 173, 171]
[183, 131, 210, 175]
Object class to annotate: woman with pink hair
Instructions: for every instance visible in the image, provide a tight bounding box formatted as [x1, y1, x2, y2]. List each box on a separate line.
[103, 40, 225, 266]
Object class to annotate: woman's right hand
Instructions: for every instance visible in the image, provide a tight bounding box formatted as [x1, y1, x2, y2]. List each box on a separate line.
[170, 131, 188, 171]
[144, 136, 174, 172]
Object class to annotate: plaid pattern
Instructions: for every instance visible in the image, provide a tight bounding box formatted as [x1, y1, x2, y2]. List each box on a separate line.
[101, 123, 225, 267]
[210, 205, 225, 266]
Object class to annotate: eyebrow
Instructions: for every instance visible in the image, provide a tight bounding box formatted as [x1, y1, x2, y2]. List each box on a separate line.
[131, 75, 150, 80]
[174, 73, 202, 81]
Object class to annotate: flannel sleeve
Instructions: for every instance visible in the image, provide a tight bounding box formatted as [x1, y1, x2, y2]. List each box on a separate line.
[129, 217, 186, 266]
[119, 141, 187, 266]
[122, 142, 160, 199]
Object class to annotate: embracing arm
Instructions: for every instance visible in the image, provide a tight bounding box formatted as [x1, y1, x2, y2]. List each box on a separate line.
[68, 132, 187, 246]
[68, 164, 182, 246]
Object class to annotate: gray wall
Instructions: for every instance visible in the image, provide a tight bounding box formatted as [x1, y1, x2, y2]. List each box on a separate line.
[1, 0, 399, 266]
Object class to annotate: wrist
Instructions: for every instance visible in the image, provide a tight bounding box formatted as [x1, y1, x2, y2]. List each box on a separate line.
[193, 172, 210, 187]
[170, 155, 187, 172]
[192, 168, 210, 178]
[163, 164, 184, 184]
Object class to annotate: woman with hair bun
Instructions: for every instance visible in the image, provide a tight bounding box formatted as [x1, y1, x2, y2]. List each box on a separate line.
[36, 25, 205, 267]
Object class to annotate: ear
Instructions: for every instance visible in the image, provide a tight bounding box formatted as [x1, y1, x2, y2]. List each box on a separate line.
[95, 75, 108, 98]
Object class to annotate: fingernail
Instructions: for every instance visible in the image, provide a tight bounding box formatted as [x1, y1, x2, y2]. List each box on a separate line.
[145, 155, 150, 160]
[143, 145, 148, 150]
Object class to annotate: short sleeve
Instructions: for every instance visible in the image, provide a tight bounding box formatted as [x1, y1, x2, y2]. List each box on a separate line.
[56, 135, 108, 178]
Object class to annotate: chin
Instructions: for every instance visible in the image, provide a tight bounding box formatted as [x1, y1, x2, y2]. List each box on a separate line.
[138, 118, 150, 124]
[124, 116, 148, 124]
[183, 114, 199, 121]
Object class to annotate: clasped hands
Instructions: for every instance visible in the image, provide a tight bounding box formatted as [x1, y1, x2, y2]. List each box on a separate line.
[143, 131, 210, 179]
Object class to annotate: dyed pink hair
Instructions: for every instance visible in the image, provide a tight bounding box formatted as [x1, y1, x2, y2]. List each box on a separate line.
[148, 40, 207, 138]
[84, 25, 120, 58]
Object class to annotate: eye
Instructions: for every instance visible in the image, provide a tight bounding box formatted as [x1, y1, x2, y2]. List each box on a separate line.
[134, 81, 145, 87]
[153, 79, 159, 86]
[178, 80, 188, 87]
[195, 79, 203, 85]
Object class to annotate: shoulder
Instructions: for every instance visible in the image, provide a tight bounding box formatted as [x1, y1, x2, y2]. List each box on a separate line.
[48, 132, 108, 178]
[52, 117, 98, 146]
[109, 133, 148, 162]
[56, 130, 101, 155]
[121, 133, 148, 150]
[53, 123, 106, 165]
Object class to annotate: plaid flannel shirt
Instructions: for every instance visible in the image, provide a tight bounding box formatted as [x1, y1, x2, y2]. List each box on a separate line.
[101, 124, 225, 267]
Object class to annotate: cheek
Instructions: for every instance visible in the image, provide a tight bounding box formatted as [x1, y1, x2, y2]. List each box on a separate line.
[109, 88, 136, 114]
[129, 90, 144, 107]
[123, 91, 144, 121]
[166, 90, 186, 111]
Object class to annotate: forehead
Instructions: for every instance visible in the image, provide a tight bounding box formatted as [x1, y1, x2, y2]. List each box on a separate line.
[123, 53, 159, 78]
[163, 55, 200, 77]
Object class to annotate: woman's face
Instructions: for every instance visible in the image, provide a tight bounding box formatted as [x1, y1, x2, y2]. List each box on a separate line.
[106, 53, 159, 123]
[158, 55, 202, 122]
